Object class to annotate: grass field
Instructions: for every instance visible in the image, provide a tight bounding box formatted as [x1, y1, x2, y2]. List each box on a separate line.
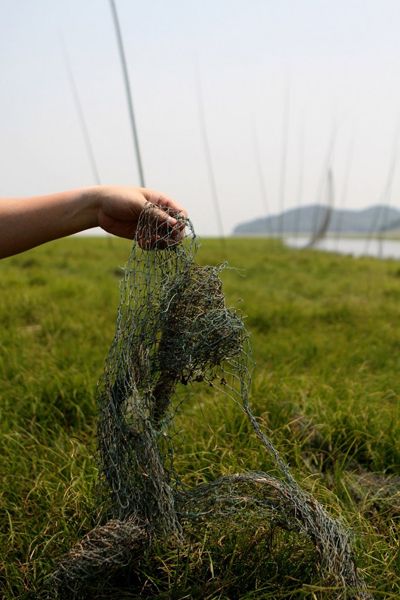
[0, 237, 399, 599]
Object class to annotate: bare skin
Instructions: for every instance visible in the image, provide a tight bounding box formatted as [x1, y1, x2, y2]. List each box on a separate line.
[0, 186, 187, 259]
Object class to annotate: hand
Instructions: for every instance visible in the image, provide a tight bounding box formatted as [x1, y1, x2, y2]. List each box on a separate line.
[0, 185, 187, 259]
[95, 186, 187, 247]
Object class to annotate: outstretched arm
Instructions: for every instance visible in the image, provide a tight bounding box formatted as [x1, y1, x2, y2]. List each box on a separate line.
[0, 186, 187, 259]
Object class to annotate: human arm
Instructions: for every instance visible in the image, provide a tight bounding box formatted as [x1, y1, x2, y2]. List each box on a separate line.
[0, 185, 187, 259]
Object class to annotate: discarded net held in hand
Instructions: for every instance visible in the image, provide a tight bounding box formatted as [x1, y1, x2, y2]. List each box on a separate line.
[52, 205, 370, 599]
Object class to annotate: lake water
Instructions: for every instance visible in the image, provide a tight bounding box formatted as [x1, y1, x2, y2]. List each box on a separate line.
[75, 229, 400, 260]
[285, 236, 400, 259]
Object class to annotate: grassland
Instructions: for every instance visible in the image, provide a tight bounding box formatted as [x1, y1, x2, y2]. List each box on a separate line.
[0, 237, 399, 599]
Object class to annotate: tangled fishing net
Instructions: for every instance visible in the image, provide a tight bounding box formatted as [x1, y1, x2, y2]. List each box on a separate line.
[50, 205, 370, 598]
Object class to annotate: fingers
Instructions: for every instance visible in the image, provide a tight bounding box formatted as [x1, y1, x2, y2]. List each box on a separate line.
[134, 204, 186, 251]
[141, 188, 188, 219]
[137, 214, 185, 249]
[139, 188, 188, 245]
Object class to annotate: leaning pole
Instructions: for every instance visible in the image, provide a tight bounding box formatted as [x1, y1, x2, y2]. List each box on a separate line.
[109, 0, 145, 187]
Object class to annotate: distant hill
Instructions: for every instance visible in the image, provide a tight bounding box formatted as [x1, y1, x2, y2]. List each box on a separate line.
[233, 204, 400, 235]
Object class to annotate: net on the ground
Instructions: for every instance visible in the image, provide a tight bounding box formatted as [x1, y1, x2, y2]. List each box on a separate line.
[50, 205, 370, 599]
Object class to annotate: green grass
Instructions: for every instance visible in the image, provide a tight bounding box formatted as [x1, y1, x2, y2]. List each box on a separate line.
[0, 237, 399, 599]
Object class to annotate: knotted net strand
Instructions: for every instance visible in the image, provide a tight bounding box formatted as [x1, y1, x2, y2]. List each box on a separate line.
[51, 205, 370, 598]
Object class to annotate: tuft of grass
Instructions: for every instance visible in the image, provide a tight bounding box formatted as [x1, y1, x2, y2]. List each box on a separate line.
[0, 237, 399, 598]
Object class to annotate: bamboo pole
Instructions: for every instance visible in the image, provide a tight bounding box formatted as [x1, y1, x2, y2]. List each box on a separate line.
[195, 64, 224, 239]
[365, 126, 399, 256]
[109, 0, 145, 187]
[278, 84, 290, 238]
[252, 121, 269, 235]
[61, 37, 101, 185]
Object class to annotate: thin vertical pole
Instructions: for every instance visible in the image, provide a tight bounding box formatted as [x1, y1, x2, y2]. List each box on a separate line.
[61, 37, 101, 185]
[109, 0, 145, 187]
[306, 167, 334, 248]
[278, 84, 290, 237]
[334, 136, 354, 251]
[294, 119, 305, 240]
[195, 65, 224, 238]
[311, 123, 337, 241]
[377, 129, 399, 258]
[252, 122, 269, 235]
[365, 125, 399, 255]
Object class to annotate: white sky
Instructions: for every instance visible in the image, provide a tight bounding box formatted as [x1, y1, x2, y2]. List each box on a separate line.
[1, 0, 400, 235]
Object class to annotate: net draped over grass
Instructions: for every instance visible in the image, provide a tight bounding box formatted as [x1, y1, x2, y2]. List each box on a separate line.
[49, 207, 369, 598]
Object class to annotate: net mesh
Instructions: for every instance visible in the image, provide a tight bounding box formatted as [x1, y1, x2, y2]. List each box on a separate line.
[49, 205, 370, 598]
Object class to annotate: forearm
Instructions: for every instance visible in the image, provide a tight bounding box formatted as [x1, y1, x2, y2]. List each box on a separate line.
[0, 188, 100, 258]
[0, 185, 186, 259]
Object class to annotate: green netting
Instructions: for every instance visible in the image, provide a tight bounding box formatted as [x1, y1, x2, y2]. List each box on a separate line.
[50, 205, 370, 599]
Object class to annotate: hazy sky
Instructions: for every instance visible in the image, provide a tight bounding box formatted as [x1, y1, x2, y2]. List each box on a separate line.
[2, 0, 400, 235]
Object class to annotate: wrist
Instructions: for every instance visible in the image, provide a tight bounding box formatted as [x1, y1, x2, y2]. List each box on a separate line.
[78, 186, 104, 229]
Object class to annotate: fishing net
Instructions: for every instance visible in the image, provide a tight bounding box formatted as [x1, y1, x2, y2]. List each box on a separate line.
[50, 204, 370, 598]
